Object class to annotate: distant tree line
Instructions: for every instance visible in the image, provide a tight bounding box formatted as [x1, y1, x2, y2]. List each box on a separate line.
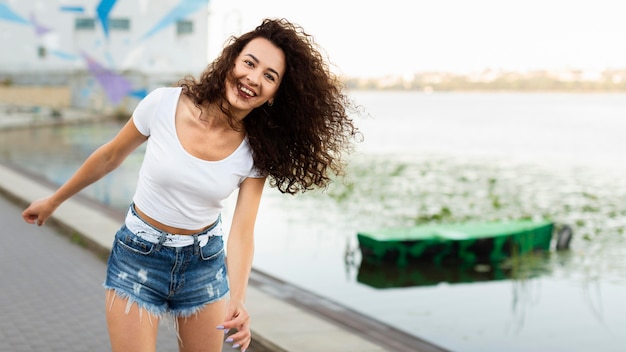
[343, 69, 626, 92]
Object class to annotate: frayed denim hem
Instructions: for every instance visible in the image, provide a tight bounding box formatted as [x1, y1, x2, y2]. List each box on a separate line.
[103, 286, 168, 322]
[103, 284, 229, 319]
[169, 289, 230, 319]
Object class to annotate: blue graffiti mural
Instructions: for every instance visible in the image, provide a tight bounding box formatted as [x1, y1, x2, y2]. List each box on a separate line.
[83, 53, 133, 105]
[1, 1, 209, 105]
[141, 0, 206, 41]
[0, 3, 30, 24]
[59, 6, 85, 13]
[49, 49, 80, 61]
[96, 0, 117, 39]
[29, 14, 52, 36]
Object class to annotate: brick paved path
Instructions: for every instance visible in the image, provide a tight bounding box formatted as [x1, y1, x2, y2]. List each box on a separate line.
[0, 196, 236, 352]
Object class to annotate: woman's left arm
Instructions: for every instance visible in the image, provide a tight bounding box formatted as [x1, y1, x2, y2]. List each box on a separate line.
[219, 176, 266, 351]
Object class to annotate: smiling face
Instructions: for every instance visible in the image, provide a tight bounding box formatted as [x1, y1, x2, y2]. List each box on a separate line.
[225, 37, 286, 118]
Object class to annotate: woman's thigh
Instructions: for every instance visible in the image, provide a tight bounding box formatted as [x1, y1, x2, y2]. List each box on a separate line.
[177, 298, 227, 352]
[105, 290, 160, 352]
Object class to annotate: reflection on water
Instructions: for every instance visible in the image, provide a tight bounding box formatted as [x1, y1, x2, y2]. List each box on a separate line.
[0, 121, 143, 209]
[2, 92, 626, 351]
[356, 260, 514, 288]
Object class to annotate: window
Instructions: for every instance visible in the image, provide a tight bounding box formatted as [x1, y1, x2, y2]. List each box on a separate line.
[176, 20, 193, 35]
[75, 18, 95, 30]
[109, 18, 130, 31]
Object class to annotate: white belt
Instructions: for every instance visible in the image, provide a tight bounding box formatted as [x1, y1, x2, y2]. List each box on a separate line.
[124, 207, 220, 248]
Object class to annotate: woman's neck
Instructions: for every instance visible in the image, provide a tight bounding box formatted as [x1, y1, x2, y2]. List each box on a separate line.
[199, 103, 244, 131]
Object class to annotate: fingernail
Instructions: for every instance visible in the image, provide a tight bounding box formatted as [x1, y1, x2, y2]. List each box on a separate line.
[232, 344, 240, 349]
[225, 337, 233, 343]
[224, 328, 230, 334]
[216, 325, 225, 330]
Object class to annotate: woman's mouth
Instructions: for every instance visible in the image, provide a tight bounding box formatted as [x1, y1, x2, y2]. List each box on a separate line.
[238, 84, 256, 98]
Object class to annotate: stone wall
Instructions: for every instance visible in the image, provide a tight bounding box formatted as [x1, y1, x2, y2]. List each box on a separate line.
[0, 86, 71, 108]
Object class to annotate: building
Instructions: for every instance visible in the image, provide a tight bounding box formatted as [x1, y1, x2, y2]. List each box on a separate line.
[0, 0, 210, 111]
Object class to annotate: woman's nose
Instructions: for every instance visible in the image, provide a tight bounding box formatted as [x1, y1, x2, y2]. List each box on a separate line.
[246, 70, 261, 85]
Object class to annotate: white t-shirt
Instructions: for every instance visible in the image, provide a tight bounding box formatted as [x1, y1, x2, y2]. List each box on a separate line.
[131, 87, 262, 229]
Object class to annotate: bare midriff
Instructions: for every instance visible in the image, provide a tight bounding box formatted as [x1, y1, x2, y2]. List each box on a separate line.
[133, 204, 215, 235]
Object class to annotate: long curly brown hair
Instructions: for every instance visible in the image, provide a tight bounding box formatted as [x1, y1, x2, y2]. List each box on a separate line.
[179, 18, 359, 194]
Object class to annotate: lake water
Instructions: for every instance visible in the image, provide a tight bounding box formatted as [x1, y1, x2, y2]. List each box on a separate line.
[2, 91, 626, 351]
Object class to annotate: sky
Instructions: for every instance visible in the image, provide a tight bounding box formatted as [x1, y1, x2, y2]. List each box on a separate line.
[206, 0, 626, 78]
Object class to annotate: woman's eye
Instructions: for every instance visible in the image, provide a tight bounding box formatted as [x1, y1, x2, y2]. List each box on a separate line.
[264, 73, 276, 82]
[244, 60, 254, 67]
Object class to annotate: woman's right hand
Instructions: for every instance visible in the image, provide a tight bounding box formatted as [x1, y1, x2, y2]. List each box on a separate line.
[22, 197, 58, 226]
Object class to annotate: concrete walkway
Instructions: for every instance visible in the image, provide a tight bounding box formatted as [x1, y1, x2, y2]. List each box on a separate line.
[0, 106, 447, 351]
[0, 191, 182, 351]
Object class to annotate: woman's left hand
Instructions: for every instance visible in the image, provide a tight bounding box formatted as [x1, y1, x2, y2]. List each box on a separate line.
[218, 300, 251, 351]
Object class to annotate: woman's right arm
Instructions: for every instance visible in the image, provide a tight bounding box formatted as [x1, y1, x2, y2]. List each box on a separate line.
[22, 117, 148, 226]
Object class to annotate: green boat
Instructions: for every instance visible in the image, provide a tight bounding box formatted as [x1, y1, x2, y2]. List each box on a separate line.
[357, 220, 571, 266]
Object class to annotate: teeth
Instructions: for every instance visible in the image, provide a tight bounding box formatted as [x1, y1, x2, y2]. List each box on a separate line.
[240, 85, 256, 97]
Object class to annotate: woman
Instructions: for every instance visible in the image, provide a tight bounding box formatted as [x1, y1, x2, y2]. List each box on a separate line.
[22, 18, 358, 352]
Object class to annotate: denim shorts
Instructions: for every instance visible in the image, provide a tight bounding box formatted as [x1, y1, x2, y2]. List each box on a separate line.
[103, 205, 229, 318]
